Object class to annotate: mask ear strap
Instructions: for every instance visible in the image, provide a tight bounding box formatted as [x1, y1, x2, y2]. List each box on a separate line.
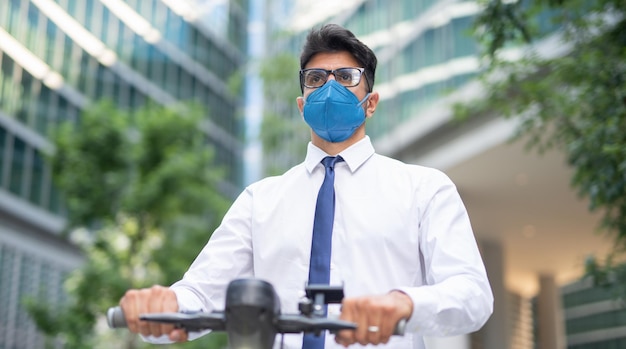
[357, 93, 371, 107]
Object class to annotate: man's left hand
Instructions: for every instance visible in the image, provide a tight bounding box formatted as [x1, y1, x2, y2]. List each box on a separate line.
[335, 291, 413, 347]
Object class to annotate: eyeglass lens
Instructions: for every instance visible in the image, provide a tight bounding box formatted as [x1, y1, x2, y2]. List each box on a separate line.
[302, 68, 363, 88]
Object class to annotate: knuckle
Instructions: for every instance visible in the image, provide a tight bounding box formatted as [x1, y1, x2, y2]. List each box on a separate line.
[179, 331, 189, 342]
[139, 287, 153, 298]
[355, 297, 373, 312]
[342, 297, 357, 307]
[122, 289, 139, 301]
[149, 285, 165, 295]
[337, 330, 353, 344]
[382, 303, 395, 316]
[139, 322, 151, 336]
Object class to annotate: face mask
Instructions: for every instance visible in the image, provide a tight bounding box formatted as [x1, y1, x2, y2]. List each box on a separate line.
[303, 80, 370, 143]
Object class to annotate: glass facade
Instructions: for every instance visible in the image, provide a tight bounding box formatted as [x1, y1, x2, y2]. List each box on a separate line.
[563, 279, 626, 348]
[353, 3, 480, 139]
[0, 244, 68, 349]
[0, 0, 248, 347]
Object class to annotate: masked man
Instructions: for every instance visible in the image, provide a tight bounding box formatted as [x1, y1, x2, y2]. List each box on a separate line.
[119, 24, 493, 349]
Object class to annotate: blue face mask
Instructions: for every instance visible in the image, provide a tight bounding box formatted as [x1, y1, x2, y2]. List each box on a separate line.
[303, 80, 370, 143]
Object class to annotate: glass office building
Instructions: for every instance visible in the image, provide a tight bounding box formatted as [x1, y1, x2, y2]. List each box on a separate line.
[0, 0, 247, 347]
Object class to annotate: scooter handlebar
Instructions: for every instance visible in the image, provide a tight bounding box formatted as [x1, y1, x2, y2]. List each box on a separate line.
[107, 306, 127, 329]
[106, 306, 406, 335]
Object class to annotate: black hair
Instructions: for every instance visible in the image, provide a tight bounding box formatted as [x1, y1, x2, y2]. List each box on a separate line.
[300, 24, 377, 92]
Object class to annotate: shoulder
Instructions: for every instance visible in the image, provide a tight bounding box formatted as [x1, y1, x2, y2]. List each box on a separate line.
[245, 162, 308, 194]
[372, 153, 453, 184]
[368, 154, 459, 206]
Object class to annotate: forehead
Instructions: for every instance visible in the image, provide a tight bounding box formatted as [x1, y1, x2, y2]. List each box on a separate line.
[305, 51, 360, 70]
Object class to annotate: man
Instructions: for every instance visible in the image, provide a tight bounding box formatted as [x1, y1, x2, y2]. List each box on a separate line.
[119, 24, 493, 348]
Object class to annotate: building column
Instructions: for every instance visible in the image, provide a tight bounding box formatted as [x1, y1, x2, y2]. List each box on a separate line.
[479, 239, 509, 349]
[536, 274, 566, 349]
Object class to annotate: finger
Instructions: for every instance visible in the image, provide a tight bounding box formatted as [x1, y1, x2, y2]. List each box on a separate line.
[335, 334, 350, 348]
[137, 288, 152, 337]
[160, 287, 179, 336]
[367, 313, 383, 345]
[352, 298, 370, 346]
[169, 329, 188, 342]
[377, 295, 398, 344]
[120, 290, 140, 333]
[377, 303, 396, 344]
[336, 298, 358, 346]
[335, 328, 352, 347]
[148, 286, 166, 337]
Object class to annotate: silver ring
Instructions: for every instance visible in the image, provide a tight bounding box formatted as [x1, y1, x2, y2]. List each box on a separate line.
[367, 325, 379, 333]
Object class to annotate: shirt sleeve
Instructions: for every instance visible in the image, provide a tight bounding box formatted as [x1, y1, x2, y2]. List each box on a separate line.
[172, 186, 254, 310]
[142, 187, 255, 343]
[399, 170, 493, 336]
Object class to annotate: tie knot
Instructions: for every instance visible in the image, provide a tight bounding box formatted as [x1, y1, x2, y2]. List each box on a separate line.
[321, 156, 343, 170]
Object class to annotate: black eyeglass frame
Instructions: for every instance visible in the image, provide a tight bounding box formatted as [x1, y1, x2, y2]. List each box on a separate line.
[299, 67, 371, 92]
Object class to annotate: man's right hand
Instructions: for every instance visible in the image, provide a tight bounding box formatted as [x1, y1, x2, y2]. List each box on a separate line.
[120, 285, 188, 342]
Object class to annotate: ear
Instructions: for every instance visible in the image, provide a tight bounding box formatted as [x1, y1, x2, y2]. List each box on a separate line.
[296, 96, 305, 114]
[365, 92, 379, 118]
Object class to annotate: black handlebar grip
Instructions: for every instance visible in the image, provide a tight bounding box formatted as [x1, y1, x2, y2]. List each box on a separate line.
[107, 306, 127, 328]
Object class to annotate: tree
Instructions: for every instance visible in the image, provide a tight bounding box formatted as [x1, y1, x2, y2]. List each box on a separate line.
[25, 101, 231, 349]
[458, 0, 626, 288]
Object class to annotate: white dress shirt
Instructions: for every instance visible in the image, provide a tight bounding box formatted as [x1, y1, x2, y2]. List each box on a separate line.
[168, 136, 493, 349]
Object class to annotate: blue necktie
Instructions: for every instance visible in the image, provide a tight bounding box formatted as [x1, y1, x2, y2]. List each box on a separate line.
[303, 156, 343, 349]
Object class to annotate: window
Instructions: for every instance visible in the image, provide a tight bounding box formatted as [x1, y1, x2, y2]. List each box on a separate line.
[179, 68, 193, 99]
[60, 36, 74, 81]
[149, 50, 166, 87]
[77, 51, 91, 93]
[35, 86, 57, 135]
[26, 2, 42, 57]
[164, 8, 183, 47]
[9, 137, 26, 196]
[57, 97, 70, 124]
[0, 127, 6, 182]
[163, 61, 180, 97]
[84, 0, 95, 31]
[7, 0, 23, 38]
[29, 150, 44, 206]
[0, 54, 23, 116]
[44, 19, 58, 64]
[0, 0, 9, 28]
[48, 181, 63, 215]
[67, 0, 77, 17]
[0, 246, 16, 326]
[19, 70, 40, 127]
[116, 78, 131, 108]
[452, 17, 477, 58]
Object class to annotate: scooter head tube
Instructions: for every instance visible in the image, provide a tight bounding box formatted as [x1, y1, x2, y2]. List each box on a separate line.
[225, 278, 281, 349]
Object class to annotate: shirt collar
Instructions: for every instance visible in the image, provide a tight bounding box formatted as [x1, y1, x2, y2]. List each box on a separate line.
[304, 136, 375, 174]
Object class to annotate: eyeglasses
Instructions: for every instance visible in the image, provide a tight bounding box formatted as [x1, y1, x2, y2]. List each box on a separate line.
[300, 67, 366, 89]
